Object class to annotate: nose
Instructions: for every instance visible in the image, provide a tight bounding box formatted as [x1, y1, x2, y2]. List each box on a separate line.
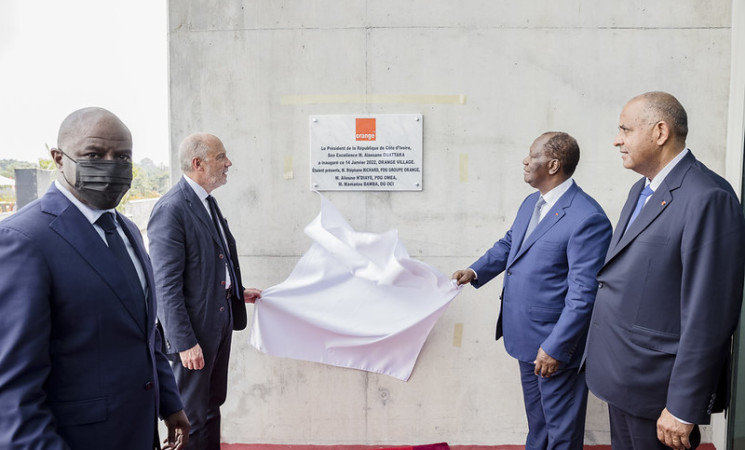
[613, 131, 623, 147]
[522, 156, 529, 166]
[225, 157, 232, 167]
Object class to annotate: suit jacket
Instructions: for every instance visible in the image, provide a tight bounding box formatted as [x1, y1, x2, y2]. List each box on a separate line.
[471, 181, 612, 368]
[148, 176, 247, 355]
[584, 151, 745, 424]
[0, 184, 183, 449]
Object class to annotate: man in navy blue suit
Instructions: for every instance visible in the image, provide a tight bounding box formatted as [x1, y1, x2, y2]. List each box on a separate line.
[583, 92, 745, 450]
[453, 132, 612, 450]
[0, 107, 189, 449]
[148, 133, 261, 450]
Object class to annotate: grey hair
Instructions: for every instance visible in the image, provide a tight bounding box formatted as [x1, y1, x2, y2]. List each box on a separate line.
[541, 131, 580, 177]
[635, 91, 688, 141]
[179, 133, 211, 172]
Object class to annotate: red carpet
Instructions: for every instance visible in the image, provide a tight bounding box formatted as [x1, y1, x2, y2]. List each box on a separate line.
[221, 445, 715, 450]
[221, 445, 612, 450]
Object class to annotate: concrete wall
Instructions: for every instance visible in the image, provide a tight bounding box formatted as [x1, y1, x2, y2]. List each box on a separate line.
[167, 1, 734, 445]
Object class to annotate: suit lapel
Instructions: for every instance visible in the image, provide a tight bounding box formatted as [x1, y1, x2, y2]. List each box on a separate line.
[604, 152, 693, 265]
[220, 212, 241, 276]
[177, 178, 247, 328]
[178, 178, 225, 251]
[613, 187, 672, 251]
[606, 178, 645, 256]
[43, 187, 147, 334]
[119, 212, 155, 334]
[511, 184, 577, 263]
[509, 192, 539, 263]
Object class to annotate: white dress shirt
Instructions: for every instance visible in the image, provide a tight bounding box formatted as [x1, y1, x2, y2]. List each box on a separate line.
[182, 175, 232, 291]
[469, 178, 575, 280]
[54, 180, 147, 293]
[639, 148, 690, 204]
[536, 177, 575, 221]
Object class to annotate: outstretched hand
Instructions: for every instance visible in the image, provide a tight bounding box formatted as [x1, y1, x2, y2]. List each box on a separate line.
[452, 269, 475, 286]
[244, 288, 262, 304]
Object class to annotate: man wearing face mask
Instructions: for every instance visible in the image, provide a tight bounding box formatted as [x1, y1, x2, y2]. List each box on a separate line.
[0, 107, 190, 449]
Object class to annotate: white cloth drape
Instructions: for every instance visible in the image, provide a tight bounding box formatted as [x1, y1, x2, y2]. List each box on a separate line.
[249, 193, 461, 381]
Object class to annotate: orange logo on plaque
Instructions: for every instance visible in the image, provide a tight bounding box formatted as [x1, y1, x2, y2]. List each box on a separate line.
[355, 118, 376, 141]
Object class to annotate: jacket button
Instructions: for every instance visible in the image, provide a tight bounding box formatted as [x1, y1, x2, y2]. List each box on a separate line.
[144, 381, 154, 391]
[598, 282, 604, 289]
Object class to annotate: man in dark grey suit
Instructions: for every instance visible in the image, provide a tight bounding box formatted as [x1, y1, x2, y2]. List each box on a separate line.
[584, 92, 745, 450]
[148, 133, 262, 450]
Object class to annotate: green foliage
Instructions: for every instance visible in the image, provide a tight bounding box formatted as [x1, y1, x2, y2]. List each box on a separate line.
[0, 187, 14, 203]
[0, 159, 35, 179]
[39, 158, 56, 170]
[124, 158, 171, 200]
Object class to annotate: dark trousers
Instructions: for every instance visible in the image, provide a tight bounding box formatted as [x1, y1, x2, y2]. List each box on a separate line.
[170, 320, 233, 450]
[607, 404, 700, 450]
[518, 360, 589, 450]
[608, 404, 668, 450]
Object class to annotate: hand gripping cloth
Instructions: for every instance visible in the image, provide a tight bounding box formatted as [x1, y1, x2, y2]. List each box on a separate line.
[249, 193, 461, 380]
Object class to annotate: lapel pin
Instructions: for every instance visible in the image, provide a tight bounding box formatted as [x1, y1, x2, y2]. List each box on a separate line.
[661, 201, 666, 206]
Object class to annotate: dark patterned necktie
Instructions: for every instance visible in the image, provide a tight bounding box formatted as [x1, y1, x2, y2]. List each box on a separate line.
[207, 195, 240, 300]
[95, 212, 146, 325]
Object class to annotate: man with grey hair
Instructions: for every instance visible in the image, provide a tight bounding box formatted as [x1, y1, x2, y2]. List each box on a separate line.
[584, 91, 745, 450]
[148, 133, 261, 450]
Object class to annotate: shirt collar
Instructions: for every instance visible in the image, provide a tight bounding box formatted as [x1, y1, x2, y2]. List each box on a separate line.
[183, 174, 210, 202]
[54, 180, 115, 224]
[541, 178, 574, 208]
[648, 148, 689, 190]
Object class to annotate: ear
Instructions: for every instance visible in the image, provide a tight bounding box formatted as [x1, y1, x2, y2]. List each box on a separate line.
[548, 158, 561, 176]
[191, 156, 203, 172]
[50, 148, 64, 169]
[653, 121, 671, 146]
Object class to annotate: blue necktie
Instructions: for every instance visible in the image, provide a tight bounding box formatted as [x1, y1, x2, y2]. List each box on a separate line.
[626, 185, 654, 231]
[95, 212, 147, 325]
